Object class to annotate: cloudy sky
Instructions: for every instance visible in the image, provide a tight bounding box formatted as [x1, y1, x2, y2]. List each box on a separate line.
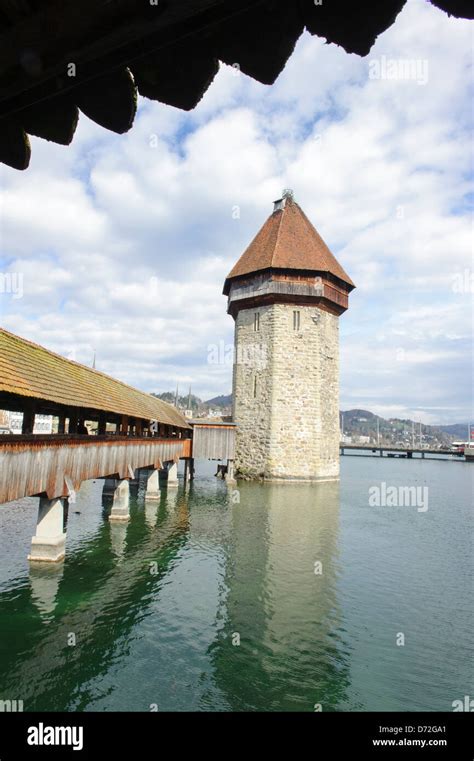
[0, 0, 472, 425]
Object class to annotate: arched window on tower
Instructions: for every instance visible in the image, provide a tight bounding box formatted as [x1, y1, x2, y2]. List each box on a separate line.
[253, 374, 258, 398]
[293, 310, 300, 331]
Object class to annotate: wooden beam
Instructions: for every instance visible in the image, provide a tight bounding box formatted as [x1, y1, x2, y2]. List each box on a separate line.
[75, 68, 136, 134]
[0, 0, 236, 109]
[301, 0, 407, 57]
[98, 412, 106, 436]
[206, 0, 303, 85]
[132, 37, 219, 111]
[0, 116, 30, 168]
[20, 94, 79, 144]
[68, 408, 78, 434]
[21, 399, 35, 434]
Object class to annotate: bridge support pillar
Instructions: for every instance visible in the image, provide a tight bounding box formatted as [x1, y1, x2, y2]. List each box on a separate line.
[28, 497, 67, 563]
[145, 469, 160, 501]
[225, 459, 237, 486]
[109, 479, 130, 522]
[167, 462, 179, 488]
[102, 478, 117, 496]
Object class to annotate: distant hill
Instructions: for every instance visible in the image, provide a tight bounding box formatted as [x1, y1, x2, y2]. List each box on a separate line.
[152, 391, 232, 416]
[341, 408, 470, 447]
[436, 423, 471, 439]
[152, 393, 468, 442]
[205, 394, 232, 407]
[152, 392, 202, 411]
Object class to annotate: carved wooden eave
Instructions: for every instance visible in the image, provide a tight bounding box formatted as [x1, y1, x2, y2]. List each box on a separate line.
[0, 0, 471, 170]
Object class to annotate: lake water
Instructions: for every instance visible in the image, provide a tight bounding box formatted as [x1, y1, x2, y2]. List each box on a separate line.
[0, 456, 472, 712]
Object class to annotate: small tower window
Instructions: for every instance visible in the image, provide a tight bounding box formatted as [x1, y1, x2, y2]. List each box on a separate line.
[293, 310, 300, 331]
[253, 375, 258, 398]
[254, 312, 260, 332]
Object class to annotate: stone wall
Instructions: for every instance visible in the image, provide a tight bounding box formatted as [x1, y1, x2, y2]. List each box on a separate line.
[232, 303, 340, 481]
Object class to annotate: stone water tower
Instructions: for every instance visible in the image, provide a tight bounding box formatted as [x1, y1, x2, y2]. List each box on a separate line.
[223, 190, 355, 481]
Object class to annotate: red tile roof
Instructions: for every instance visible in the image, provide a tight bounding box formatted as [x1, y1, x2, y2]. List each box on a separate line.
[224, 196, 355, 293]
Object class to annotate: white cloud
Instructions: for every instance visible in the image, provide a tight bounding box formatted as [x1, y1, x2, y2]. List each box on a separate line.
[0, 0, 472, 422]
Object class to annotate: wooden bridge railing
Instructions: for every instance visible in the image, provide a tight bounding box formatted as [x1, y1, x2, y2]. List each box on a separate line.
[0, 435, 192, 505]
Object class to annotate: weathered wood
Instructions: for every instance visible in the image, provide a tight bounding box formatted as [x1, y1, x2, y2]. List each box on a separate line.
[0, 116, 30, 168]
[192, 424, 235, 460]
[132, 38, 219, 110]
[302, 0, 407, 57]
[206, 0, 303, 85]
[21, 398, 35, 434]
[0, 0, 471, 169]
[227, 273, 349, 317]
[21, 95, 79, 144]
[75, 68, 136, 134]
[0, 436, 190, 504]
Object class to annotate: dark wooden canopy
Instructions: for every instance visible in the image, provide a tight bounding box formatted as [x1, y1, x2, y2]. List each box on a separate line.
[0, 0, 472, 170]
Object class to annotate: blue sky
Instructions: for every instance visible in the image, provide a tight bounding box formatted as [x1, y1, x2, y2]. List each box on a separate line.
[0, 0, 472, 424]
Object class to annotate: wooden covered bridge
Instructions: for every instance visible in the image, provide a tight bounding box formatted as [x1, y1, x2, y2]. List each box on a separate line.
[0, 327, 235, 562]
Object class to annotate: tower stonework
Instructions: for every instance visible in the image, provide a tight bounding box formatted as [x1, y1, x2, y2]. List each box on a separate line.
[224, 192, 355, 481]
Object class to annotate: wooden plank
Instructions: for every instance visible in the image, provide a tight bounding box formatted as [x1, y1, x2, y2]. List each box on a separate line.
[0, 0, 257, 107]
[0, 436, 188, 504]
[192, 425, 235, 459]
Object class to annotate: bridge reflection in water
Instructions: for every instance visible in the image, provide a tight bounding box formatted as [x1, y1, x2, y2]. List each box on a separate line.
[0, 470, 350, 712]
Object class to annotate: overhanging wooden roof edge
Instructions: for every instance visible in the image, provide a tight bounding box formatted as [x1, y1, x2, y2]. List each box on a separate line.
[223, 266, 356, 296]
[0, 327, 191, 428]
[0, 0, 471, 170]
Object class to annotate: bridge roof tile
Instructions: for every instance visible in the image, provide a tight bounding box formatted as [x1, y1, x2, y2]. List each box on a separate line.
[0, 328, 190, 428]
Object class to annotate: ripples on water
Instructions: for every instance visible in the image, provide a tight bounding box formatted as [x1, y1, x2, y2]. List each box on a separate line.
[0, 457, 472, 712]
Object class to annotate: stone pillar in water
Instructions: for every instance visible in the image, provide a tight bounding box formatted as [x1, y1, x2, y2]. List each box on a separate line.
[28, 496, 67, 562]
[109, 479, 130, 522]
[167, 462, 179, 488]
[145, 469, 160, 501]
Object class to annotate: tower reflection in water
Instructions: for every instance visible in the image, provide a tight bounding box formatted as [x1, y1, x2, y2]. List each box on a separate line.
[207, 479, 351, 711]
[2, 473, 350, 711]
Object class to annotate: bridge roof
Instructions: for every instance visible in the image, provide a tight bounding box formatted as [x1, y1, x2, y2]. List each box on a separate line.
[223, 194, 355, 294]
[0, 328, 190, 428]
[1, 1, 470, 170]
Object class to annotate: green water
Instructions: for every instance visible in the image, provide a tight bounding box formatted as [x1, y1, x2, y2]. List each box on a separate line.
[0, 457, 472, 712]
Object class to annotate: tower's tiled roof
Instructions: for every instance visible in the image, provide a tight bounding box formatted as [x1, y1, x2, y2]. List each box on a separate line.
[0, 327, 190, 428]
[223, 196, 355, 294]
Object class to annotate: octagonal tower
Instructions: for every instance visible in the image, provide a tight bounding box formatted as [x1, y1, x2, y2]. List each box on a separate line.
[223, 190, 355, 481]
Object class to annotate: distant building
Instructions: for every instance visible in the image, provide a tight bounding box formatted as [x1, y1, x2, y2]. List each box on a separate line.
[0, 410, 9, 434]
[1, 410, 53, 434]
